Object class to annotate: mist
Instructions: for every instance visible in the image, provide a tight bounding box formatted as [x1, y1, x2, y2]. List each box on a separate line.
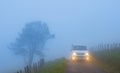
[0, 0, 120, 72]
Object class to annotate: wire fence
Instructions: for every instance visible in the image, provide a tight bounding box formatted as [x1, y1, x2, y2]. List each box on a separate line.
[16, 59, 45, 73]
[91, 43, 120, 72]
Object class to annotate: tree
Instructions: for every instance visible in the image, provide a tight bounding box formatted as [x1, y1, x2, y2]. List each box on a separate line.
[9, 21, 54, 66]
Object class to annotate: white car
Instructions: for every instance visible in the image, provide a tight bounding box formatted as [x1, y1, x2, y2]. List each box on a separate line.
[71, 45, 89, 61]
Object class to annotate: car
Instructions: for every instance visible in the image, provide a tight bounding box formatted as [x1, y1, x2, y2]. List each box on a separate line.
[71, 45, 89, 61]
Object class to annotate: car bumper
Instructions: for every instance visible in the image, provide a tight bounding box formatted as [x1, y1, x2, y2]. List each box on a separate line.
[71, 55, 89, 61]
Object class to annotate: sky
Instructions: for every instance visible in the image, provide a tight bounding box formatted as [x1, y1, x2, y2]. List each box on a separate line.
[0, 0, 120, 72]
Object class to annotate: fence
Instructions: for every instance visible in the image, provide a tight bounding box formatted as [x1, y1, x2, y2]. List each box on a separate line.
[91, 43, 120, 57]
[91, 43, 120, 73]
[16, 59, 45, 73]
[91, 43, 120, 51]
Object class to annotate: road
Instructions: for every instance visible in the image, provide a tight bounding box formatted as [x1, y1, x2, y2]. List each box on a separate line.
[65, 60, 106, 73]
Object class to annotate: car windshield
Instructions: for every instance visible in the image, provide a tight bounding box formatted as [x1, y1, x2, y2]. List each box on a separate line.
[72, 46, 87, 50]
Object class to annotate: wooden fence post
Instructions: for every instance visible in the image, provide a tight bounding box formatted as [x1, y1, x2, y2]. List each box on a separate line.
[33, 63, 38, 73]
[20, 70, 22, 73]
[24, 65, 31, 73]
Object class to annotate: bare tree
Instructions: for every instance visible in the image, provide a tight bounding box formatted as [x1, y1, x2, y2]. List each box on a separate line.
[9, 21, 54, 66]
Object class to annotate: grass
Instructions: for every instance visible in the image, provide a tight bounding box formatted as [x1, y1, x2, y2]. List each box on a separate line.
[91, 49, 120, 73]
[38, 58, 66, 73]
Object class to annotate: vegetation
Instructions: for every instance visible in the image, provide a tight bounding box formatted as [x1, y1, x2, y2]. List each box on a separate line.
[91, 44, 120, 73]
[16, 58, 66, 73]
[39, 58, 66, 73]
[9, 21, 54, 66]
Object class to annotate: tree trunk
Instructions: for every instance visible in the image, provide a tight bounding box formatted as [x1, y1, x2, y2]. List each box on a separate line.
[28, 49, 34, 66]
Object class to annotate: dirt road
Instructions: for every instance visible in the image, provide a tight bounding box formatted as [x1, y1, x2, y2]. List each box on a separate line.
[65, 60, 106, 73]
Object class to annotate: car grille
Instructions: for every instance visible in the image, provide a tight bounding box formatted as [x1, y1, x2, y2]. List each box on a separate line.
[77, 53, 85, 55]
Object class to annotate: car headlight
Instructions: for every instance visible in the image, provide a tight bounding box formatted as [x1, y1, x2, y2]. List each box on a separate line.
[86, 57, 89, 60]
[72, 56, 76, 61]
[85, 52, 89, 56]
[72, 52, 77, 56]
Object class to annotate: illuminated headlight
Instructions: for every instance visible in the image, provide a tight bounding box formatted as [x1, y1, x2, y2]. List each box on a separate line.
[72, 56, 76, 61]
[72, 52, 77, 56]
[86, 57, 89, 60]
[85, 52, 89, 56]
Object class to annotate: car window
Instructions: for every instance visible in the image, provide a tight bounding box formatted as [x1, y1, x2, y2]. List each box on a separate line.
[72, 46, 87, 50]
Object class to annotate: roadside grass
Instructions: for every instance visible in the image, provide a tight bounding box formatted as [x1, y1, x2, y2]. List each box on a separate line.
[38, 58, 66, 73]
[91, 49, 120, 73]
[91, 56, 113, 73]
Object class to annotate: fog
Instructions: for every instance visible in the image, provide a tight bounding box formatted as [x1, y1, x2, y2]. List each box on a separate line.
[0, 0, 120, 72]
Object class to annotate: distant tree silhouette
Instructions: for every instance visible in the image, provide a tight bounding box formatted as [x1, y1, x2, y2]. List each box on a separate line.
[9, 21, 54, 66]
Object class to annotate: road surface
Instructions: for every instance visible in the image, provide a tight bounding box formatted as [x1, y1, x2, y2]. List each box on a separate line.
[65, 60, 106, 73]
